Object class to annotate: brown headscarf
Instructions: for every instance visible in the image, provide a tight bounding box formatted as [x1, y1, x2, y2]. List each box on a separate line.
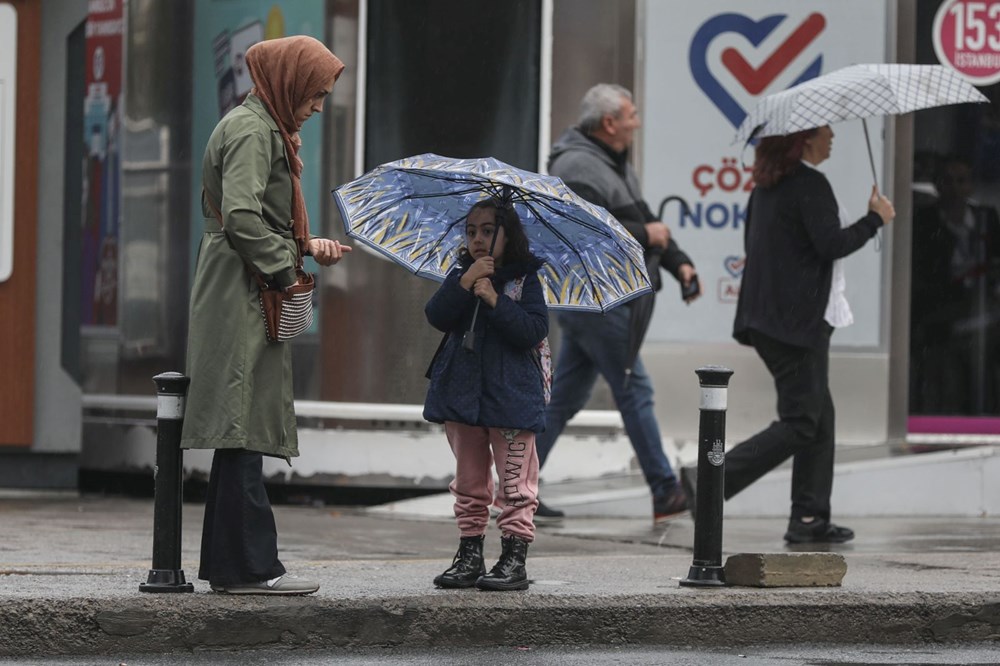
[245, 36, 345, 251]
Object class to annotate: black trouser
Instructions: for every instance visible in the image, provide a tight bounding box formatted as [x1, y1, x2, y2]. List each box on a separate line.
[198, 448, 286, 586]
[724, 328, 835, 521]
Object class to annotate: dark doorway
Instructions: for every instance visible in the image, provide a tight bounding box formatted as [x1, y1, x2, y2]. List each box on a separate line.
[364, 0, 542, 171]
[62, 20, 86, 384]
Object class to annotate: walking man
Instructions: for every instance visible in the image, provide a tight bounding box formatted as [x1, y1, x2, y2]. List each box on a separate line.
[537, 84, 700, 524]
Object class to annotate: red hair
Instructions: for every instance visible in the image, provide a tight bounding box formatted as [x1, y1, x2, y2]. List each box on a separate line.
[751, 128, 817, 188]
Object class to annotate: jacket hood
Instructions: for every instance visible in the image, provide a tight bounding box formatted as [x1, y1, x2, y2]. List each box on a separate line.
[547, 127, 629, 173]
[548, 127, 618, 171]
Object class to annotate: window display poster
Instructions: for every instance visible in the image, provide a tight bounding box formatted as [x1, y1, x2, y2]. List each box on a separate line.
[189, 0, 325, 272]
[81, 0, 124, 327]
[641, 1, 888, 346]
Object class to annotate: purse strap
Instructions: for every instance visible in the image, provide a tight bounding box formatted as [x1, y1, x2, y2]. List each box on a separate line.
[202, 189, 305, 277]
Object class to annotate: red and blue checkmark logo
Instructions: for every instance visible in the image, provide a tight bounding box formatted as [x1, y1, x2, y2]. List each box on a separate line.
[690, 13, 827, 129]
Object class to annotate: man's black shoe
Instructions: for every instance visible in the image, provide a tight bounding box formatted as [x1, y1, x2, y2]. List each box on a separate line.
[679, 466, 697, 518]
[652, 485, 688, 525]
[784, 517, 855, 544]
[535, 499, 565, 523]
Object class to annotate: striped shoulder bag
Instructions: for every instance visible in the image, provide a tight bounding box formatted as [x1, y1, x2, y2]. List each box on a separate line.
[204, 191, 314, 343]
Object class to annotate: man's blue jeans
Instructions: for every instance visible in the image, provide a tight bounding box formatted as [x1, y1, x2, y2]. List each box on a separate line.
[535, 305, 678, 498]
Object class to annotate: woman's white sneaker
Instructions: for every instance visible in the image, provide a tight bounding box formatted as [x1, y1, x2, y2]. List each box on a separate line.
[213, 574, 319, 595]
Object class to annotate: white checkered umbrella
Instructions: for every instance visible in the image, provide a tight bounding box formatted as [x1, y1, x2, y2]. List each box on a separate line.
[734, 64, 988, 144]
[733, 64, 989, 185]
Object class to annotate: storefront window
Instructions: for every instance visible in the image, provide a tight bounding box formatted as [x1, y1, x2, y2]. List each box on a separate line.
[79, 0, 547, 405]
[909, 0, 1000, 432]
[312, 0, 543, 404]
[77, 0, 194, 395]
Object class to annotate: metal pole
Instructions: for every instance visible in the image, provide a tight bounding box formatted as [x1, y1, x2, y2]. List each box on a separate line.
[139, 372, 194, 593]
[680, 365, 733, 588]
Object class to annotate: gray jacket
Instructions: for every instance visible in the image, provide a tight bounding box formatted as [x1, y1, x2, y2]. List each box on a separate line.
[548, 127, 692, 290]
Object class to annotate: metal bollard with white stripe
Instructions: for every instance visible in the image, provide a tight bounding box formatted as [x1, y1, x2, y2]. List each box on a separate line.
[680, 365, 734, 588]
[139, 372, 194, 593]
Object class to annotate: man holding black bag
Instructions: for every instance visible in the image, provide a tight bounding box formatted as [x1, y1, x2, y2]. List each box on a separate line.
[536, 83, 701, 524]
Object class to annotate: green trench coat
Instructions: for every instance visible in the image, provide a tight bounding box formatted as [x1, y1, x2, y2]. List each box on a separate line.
[180, 95, 302, 460]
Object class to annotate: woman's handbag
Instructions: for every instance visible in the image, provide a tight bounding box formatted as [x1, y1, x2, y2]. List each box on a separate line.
[256, 269, 315, 342]
[205, 191, 315, 343]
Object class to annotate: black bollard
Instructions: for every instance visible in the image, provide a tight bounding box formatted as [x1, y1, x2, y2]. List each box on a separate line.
[139, 372, 194, 593]
[680, 365, 734, 588]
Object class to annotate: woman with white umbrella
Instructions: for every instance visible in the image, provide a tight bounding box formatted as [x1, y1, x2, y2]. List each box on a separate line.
[715, 125, 895, 544]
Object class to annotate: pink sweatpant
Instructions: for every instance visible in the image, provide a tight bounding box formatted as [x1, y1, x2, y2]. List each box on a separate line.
[444, 421, 539, 542]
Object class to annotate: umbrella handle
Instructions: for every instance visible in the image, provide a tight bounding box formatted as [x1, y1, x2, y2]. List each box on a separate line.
[862, 118, 879, 191]
[656, 195, 692, 222]
[463, 301, 481, 351]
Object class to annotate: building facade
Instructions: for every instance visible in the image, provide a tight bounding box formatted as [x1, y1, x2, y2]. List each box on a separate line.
[2, 0, 998, 492]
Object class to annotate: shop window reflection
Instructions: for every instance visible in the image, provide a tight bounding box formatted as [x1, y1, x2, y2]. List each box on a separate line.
[910, 155, 1000, 416]
[908, 0, 1000, 428]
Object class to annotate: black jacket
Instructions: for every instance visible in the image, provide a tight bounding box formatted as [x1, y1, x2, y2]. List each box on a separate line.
[733, 164, 883, 350]
[548, 127, 692, 291]
[423, 259, 549, 433]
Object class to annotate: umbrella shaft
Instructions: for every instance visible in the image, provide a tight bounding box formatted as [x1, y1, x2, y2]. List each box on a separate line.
[463, 230, 497, 351]
[862, 118, 879, 191]
[463, 301, 482, 351]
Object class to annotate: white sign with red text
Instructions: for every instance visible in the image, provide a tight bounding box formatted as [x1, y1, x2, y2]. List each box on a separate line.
[640, 1, 889, 346]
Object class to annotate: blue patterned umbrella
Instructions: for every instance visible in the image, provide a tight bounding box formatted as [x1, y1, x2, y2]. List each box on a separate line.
[332, 153, 652, 312]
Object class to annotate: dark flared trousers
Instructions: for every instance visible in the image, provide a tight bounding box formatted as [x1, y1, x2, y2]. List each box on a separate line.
[198, 448, 286, 586]
[725, 328, 835, 521]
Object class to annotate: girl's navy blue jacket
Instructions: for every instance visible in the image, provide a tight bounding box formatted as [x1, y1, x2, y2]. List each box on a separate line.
[423, 258, 549, 433]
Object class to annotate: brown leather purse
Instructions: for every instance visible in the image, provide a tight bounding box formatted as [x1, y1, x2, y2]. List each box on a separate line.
[257, 268, 315, 342]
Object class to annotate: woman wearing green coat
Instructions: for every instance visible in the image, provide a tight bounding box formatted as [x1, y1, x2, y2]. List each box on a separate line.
[181, 36, 348, 595]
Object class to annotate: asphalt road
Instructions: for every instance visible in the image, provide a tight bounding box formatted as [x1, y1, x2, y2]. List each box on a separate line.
[3, 643, 1000, 666]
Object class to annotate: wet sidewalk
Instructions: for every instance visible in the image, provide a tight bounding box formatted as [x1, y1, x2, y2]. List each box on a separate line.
[1, 488, 999, 657]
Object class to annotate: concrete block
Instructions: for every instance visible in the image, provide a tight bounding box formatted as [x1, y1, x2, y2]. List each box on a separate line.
[724, 552, 847, 587]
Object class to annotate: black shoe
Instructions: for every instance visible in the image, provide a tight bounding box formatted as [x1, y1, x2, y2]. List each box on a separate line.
[534, 499, 565, 523]
[784, 518, 855, 544]
[653, 484, 689, 525]
[476, 535, 529, 591]
[433, 535, 486, 588]
[679, 466, 697, 518]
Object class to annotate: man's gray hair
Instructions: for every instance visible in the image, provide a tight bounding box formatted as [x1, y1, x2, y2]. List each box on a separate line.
[577, 84, 632, 133]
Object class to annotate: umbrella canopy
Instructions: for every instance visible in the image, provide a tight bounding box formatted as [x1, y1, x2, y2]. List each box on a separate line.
[333, 153, 653, 313]
[734, 63, 989, 145]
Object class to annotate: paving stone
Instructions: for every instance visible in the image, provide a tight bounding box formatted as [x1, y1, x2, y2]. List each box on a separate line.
[724, 552, 847, 587]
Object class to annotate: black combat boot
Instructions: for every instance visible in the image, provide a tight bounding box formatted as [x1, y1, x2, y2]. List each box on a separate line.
[433, 535, 485, 588]
[475, 535, 529, 591]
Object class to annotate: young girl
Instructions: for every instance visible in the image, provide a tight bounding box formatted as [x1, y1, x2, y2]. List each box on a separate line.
[423, 198, 548, 592]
